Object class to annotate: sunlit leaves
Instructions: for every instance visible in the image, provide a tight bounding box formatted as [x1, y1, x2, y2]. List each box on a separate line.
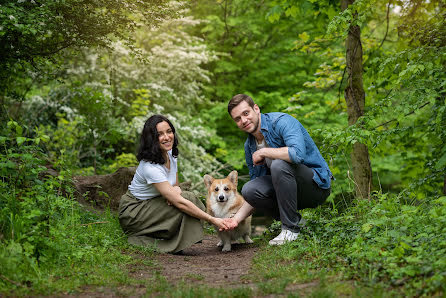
[298, 32, 310, 43]
[266, 5, 282, 23]
[0, 0, 173, 99]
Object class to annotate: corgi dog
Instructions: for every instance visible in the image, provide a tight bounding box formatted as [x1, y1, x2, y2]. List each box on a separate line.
[203, 170, 253, 252]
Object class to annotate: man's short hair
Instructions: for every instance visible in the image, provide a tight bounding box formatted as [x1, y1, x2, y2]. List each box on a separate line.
[228, 94, 255, 116]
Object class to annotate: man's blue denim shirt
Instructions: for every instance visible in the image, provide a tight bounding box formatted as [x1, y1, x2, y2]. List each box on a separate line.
[244, 112, 333, 189]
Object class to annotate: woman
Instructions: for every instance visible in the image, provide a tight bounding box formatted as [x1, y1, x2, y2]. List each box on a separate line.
[118, 115, 227, 253]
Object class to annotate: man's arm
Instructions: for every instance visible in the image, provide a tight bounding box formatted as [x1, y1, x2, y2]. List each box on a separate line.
[277, 115, 307, 164]
[252, 147, 291, 166]
[222, 201, 255, 230]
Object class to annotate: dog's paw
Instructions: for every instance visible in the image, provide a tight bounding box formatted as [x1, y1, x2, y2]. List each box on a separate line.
[244, 236, 254, 244]
[217, 240, 223, 247]
[222, 244, 232, 252]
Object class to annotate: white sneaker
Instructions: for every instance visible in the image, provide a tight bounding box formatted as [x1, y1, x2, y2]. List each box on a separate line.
[268, 229, 299, 246]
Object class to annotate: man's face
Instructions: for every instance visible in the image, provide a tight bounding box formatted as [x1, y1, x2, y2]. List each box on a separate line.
[230, 101, 261, 134]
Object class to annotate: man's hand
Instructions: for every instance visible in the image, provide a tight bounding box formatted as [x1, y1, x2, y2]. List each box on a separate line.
[252, 149, 266, 166]
[221, 218, 239, 231]
[253, 147, 291, 165]
[212, 218, 229, 231]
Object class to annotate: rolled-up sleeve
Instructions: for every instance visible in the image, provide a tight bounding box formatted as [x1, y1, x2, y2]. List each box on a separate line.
[275, 115, 306, 164]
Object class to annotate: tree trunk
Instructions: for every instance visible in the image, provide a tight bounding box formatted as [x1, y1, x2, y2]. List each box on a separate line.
[342, 0, 373, 198]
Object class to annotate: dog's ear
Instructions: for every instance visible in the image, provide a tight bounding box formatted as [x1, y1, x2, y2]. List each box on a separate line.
[227, 170, 238, 187]
[203, 175, 214, 189]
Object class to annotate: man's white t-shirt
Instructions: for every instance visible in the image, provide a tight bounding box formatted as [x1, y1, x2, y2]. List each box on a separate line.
[128, 150, 177, 200]
[256, 139, 273, 168]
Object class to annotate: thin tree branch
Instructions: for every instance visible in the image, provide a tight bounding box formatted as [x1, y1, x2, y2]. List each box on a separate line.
[69, 221, 110, 228]
[78, 221, 110, 227]
[378, 0, 391, 49]
[373, 101, 431, 129]
[221, 0, 230, 42]
[338, 66, 347, 104]
[0, 274, 22, 287]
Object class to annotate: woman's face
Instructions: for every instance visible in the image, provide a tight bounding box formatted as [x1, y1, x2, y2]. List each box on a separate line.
[156, 121, 174, 153]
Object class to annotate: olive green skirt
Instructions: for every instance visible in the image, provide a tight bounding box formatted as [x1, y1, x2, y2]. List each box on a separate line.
[118, 190, 204, 253]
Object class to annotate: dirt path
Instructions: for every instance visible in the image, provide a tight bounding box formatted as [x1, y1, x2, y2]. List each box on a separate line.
[152, 234, 258, 287]
[67, 234, 258, 297]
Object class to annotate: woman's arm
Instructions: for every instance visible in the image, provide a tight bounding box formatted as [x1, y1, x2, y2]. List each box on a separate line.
[175, 173, 180, 187]
[154, 181, 228, 230]
[172, 173, 181, 196]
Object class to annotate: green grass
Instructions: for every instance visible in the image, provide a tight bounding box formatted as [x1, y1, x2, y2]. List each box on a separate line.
[249, 193, 446, 297]
[0, 203, 152, 296]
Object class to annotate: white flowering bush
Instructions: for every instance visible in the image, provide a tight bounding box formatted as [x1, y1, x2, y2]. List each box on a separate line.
[24, 1, 227, 189]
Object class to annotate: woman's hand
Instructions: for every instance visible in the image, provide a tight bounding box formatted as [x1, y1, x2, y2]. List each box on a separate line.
[211, 217, 229, 231]
[223, 218, 239, 230]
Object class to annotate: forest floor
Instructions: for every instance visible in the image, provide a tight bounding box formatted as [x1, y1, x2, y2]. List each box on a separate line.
[66, 234, 261, 297]
[67, 233, 333, 297]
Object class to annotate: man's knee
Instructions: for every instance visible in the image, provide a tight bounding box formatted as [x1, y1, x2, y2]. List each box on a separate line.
[241, 181, 257, 205]
[270, 159, 293, 178]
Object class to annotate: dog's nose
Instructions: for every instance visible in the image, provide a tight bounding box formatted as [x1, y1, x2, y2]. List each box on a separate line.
[218, 195, 225, 201]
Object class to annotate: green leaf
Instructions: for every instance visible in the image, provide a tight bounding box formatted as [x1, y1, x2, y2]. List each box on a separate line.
[15, 124, 23, 136]
[326, 6, 337, 20]
[434, 196, 446, 206]
[435, 151, 446, 170]
[362, 223, 373, 232]
[16, 137, 26, 145]
[0, 161, 16, 169]
[400, 242, 411, 250]
[285, 5, 299, 18]
[267, 6, 282, 23]
[299, 32, 310, 43]
[41, 134, 50, 143]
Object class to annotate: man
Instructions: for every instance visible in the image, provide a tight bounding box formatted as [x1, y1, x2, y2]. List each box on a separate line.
[224, 94, 333, 245]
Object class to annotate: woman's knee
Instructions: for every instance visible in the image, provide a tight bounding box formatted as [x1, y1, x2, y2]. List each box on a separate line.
[182, 190, 195, 201]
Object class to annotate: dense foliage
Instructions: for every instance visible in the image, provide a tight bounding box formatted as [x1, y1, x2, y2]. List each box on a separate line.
[0, 123, 135, 293]
[255, 193, 446, 295]
[1, 0, 445, 295]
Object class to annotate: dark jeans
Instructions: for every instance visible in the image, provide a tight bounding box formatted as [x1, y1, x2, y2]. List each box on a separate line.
[241, 160, 330, 233]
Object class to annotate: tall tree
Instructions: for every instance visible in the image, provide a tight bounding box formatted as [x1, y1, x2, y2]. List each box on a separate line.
[341, 0, 372, 198]
[0, 0, 173, 122]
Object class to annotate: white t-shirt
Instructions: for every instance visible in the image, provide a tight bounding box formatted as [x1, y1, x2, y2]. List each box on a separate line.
[128, 150, 177, 200]
[256, 139, 273, 168]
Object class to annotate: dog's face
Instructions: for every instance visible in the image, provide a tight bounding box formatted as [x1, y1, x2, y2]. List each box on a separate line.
[203, 170, 238, 204]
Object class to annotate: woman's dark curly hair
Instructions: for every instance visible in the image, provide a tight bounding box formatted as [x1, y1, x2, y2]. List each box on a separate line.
[136, 115, 179, 164]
